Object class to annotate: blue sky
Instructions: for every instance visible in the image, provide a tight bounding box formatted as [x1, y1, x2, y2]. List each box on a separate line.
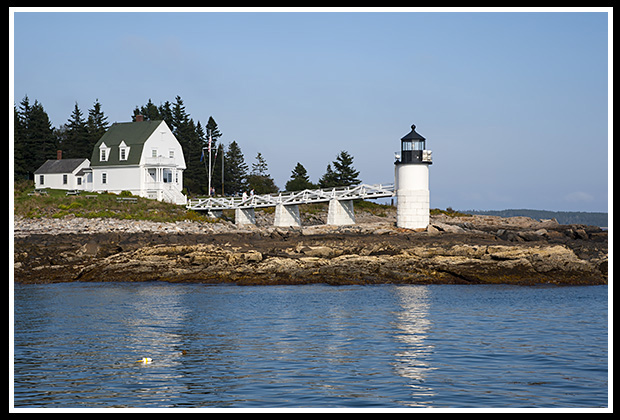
[11, 9, 610, 212]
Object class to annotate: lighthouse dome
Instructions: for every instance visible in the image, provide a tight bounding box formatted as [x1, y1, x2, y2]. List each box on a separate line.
[401, 124, 426, 141]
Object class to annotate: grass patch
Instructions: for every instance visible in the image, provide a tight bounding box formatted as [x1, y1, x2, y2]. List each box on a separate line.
[13, 180, 216, 223]
[430, 207, 471, 217]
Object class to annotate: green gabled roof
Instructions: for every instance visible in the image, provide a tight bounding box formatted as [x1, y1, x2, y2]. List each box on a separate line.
[91, 120, 162, 166]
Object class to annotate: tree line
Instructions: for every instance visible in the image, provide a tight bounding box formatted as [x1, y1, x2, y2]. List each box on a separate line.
[13, 95, 362, 196]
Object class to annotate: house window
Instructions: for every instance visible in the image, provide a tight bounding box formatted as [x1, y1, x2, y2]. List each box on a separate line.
[63, 174, 68, 185]
[102, 173, 107, 184]
[169, 150, 175, 158]
[99, 142, 110, 162]
[152, 149, 158, 158]
[162, 169, 173, 183]
[77, 177, 82, 186]
[39, 175, 44, 185]
[119, 141, 130, 161]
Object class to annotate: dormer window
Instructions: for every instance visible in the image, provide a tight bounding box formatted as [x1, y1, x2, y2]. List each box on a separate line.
[99, 142, 110, 162]
[119, 141, 130, 161]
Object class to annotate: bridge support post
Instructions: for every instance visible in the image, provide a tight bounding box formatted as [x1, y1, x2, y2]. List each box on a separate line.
[207, 210, 223, 219]
[274, 204, 301, 227]
[327, 199, 355, 226]
[235, 208, 256, 226]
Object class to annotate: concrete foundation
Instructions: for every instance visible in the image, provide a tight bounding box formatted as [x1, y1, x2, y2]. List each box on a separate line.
[273, 204, 301, 227]
[327, 199, 355, 226]
[235, 208, 256, 226]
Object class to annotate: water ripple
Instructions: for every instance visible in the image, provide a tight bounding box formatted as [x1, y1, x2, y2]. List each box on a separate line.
[13, 283, 608, 408]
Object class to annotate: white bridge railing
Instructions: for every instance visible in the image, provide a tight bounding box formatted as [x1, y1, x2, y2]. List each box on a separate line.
[187, 183, 395, 211]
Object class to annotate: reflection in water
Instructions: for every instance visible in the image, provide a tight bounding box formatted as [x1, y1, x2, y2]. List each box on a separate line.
[14, 284, 608, 408]
[393, 285, 436, 406]
[119, 284, 190, 406]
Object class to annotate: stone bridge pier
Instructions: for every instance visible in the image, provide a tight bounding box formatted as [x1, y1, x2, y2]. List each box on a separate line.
[236, 199, 356, 227]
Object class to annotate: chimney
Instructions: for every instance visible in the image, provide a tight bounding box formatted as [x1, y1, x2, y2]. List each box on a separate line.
[135, 114, 144, 122]
[57, 150, 62, 160]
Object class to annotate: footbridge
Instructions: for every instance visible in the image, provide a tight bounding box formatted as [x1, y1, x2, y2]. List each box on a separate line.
[187, 183, 395, 227]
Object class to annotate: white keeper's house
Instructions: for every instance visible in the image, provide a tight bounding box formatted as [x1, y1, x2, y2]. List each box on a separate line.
[33, 117, 187, 205]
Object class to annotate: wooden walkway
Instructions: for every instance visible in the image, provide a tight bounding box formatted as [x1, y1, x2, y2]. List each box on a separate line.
[186, 183, 395, 212]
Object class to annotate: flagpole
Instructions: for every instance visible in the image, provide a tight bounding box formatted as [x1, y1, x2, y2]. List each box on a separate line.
[208, 130, 212, 196]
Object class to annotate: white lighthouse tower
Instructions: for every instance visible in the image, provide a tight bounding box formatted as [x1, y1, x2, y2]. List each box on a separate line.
[395, 123, 432, 229]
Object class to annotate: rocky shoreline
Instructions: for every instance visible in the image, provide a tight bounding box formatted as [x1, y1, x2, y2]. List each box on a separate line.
[13, 213, 608, 286]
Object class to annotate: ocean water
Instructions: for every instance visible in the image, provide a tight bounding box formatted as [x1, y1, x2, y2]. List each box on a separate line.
[12, 283, 608, 408]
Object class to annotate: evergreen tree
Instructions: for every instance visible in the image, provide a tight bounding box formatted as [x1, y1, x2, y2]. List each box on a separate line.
[206, 116, 224, 193]
[193, 120, 210, 195]
[333, 150, 361, 186]
[171, 95, 188, 134]
[158, 101, 174, 131]
[247, 152, 278, 194]
[318, 164, 338, 188]
[251, 152, 269, 176]
[286, 162, 316, 191]
[223, 141, 248, 195]
[86, 99, 109, 153]
[62, 102, 89, 159]
[205, 116, 222, 146]
[15, 96, 57, 178]
[133, 98, 161, 121]
[182, 118, 207, 195]
[13, 104, 27, 179]
[319, 150, 361, 187]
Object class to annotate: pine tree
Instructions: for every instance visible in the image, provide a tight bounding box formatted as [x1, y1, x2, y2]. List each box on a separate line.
[319, 150, 361, 188]
[16, 97, 57, 178]
[251, 152, 269, 176]
[332, 150, 361, 186]
[318, 164, 338, 188]
[171, 96, 189, 137]
[205, 116, 222, 146]
[206, 116, 224, 194]
[13, 104, 27, 179]
[286, 162, 316, 191]
[86, 99, 109, 154]
[193, 120, 209, 195]
[158, 101, 174, 131]
[133, 98, 161, 121]
[62, 102, 89, 159]
[247, 152, 278, 194]
[183, 118, 207, 195]
[223, 141, 248, 195]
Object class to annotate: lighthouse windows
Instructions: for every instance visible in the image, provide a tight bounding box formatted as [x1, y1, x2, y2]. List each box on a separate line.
[402, 140, 425, 152]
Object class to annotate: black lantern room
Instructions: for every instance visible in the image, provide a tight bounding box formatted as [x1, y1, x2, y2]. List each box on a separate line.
[398, 124, 432, 164]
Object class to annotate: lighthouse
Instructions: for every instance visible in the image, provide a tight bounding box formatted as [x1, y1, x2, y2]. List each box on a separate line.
[395, 123, 432, 229]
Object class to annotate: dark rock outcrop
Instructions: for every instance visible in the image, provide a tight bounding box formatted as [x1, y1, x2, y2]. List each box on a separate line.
[13, 214, 607, 286]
